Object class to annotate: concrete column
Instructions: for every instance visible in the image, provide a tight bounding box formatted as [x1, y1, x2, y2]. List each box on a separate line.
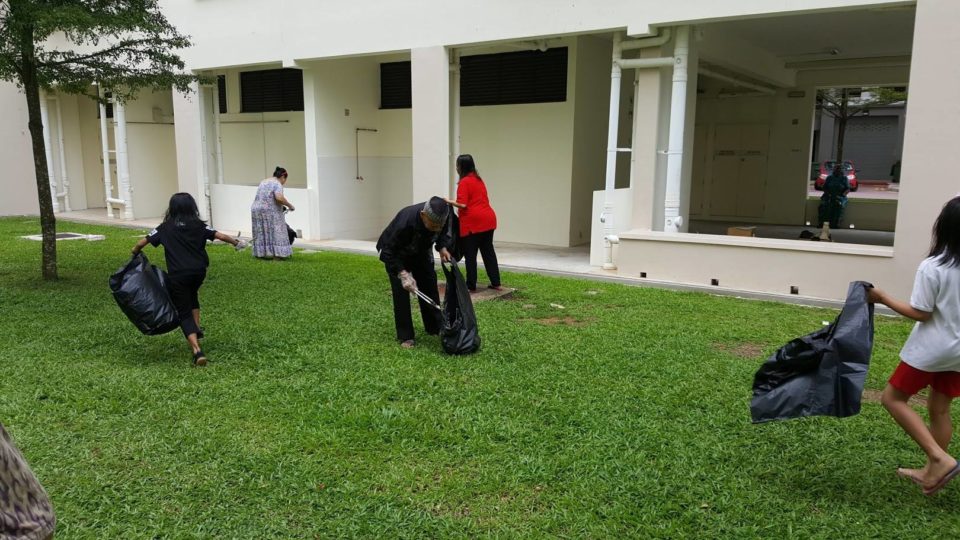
[172, 84, 205, 213]
[891, 0, 960, 299]
[411, 46, 450, 203]
[630, 51, 664, 230]
[302, 68, 322, 240]
[677, 29, 699, 233]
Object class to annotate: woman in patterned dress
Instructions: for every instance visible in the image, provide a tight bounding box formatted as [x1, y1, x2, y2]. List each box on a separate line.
[250, 166, 296, 259]
[0, 422, 55, 539]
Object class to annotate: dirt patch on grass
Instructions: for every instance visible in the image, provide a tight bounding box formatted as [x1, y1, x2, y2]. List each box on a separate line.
[862, 389, 927, 407]
[522, 316, 591, 327]
[714, 342, 766, 359]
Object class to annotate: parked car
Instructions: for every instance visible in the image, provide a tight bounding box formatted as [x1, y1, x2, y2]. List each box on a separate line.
[814, 160, 859, 191]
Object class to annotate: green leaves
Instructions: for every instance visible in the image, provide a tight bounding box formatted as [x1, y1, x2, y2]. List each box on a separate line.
[1, 0, 199, 98]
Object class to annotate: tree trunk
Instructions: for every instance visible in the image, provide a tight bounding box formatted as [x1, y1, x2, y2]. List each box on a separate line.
[835, 88, 848, 163]
[836, 117, 846, 163]
[19, 21, 58, 280]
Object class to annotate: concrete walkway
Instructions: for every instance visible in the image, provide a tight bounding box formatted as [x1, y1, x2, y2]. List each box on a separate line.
[57, 208, 852, 310]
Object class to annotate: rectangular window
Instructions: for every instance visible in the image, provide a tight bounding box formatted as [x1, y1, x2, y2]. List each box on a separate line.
[460, 47, 568, 106]
[217, 75, 227, 114]
[240, 68, 304, 113]
[380, 61, 412, 109]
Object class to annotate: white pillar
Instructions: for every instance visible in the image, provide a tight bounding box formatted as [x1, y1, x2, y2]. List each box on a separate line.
[302, 68, 322, 240]
[663, 26, 690, 233]
[97, 86, 114, 218]
[53, 96, 71, 212]
[114, 99, 134, 220]
[196, 86, 212, 221]
[172, 84, 204, 200]
[38, 92, 60, 213]
[411, 46, 451, 203]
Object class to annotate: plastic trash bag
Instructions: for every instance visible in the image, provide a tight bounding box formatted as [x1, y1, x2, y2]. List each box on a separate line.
[750, 281, 874, 423]
[109, 253, 180, 335]
[441, 213, 463, 263]
[440, 261, 481, 355]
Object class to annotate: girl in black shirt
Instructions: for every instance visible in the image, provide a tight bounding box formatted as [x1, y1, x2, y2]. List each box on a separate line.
[131, 193, 247, 366]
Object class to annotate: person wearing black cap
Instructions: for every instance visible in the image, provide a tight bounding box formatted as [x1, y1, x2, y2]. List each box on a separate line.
[377, 196, 454, 348]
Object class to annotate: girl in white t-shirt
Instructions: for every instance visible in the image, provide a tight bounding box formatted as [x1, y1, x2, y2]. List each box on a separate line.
[869, 195, 960, 495]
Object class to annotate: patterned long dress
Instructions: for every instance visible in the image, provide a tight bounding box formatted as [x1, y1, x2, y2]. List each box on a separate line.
[250, 178, 293, 258]
[0, 422, 56, 540]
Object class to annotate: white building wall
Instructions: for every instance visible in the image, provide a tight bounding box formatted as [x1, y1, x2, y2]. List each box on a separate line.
[307, 56, 411, 241]
[0, 82, 40, 216]
[155, 0, 909, 72]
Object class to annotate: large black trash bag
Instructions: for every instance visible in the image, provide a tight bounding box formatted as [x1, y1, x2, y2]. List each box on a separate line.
[109, 253, 180, 335]
[750, 281, 874, 423]
[440, 261, 481, 355]
[442, 213, 464, 262]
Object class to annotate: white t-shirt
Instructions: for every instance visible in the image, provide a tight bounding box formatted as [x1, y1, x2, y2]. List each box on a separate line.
[900, 255, 960, 372]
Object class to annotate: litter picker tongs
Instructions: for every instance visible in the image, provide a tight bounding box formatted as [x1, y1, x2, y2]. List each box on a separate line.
[414, 289, 442, 311]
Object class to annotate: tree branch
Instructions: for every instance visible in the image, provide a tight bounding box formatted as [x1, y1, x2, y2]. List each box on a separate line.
[38, 37, 159, 67]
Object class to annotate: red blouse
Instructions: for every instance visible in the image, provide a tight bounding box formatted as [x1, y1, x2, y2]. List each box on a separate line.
[455, 172, 497, 236]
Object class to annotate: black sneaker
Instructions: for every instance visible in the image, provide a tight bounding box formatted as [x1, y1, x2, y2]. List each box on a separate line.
[193, 351, 208, 367]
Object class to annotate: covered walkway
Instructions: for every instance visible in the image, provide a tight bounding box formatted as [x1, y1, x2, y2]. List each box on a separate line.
[55, 209, 849, 309]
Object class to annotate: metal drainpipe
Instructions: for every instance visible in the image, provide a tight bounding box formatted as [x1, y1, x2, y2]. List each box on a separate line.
[197, 86, 212, 222]
[114, 99, 134, 220]
[213, 85, 225, 185]
[97, 85, 114, 218]
[663, 25, 690, 233]
[53, 95, 71, 212]
[38, 92, 60, 213]
[601, 28, 674, 269]
[601, 33, 623, 270]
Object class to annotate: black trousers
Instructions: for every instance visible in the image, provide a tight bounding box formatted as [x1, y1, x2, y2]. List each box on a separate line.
[167, 271, 205, 338]
[461, 229, 500, 290]
[386, 255, 442, 342]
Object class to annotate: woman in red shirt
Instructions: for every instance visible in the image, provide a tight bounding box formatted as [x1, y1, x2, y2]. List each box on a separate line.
[455, 154, 502, 291]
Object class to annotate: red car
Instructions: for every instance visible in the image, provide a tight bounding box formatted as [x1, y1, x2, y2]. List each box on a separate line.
[814, 160, 859, 192]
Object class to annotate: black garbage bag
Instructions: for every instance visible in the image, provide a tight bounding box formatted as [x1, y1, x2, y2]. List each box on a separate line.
[750, 281, 874, 423]
[287, 224, 297, 246]
[440, 261, 481, 355]
[441, 213, 464, 262]
[109, 253, 180, 335]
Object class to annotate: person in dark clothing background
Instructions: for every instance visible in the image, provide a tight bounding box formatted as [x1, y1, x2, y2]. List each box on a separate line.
[131, 193, 247, 366]
[377, 196, 454, 348]
[818, 163, 850, 229]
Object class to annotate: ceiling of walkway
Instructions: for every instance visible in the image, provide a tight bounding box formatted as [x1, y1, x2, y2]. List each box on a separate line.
[703, 5, 915, 64]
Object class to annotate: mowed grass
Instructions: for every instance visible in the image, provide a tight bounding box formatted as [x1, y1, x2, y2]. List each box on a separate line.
[0, 216, 954, 538]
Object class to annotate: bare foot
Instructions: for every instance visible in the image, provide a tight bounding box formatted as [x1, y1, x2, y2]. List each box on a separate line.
[400, 339, 415, 349]
[896, 467, 925, 485]
[920, 456, 958, 492]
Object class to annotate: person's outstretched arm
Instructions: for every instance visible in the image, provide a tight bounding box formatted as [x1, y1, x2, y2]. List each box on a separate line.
[131, 238, 149, 255]
[214, 231, 248, 250]
[868, 287, 933, 322]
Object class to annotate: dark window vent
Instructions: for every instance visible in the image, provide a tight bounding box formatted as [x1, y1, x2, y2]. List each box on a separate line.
[380, 61, 412, 109]
[240, 68, 304, 113]
[460, 47, 568, 106]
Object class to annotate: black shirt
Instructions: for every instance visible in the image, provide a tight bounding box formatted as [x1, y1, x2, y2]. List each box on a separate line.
[376, 203, 453, 275]
[146, 221, 217, 275]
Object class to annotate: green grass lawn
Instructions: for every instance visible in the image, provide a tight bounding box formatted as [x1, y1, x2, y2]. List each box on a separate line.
[0, 217, 954, 538]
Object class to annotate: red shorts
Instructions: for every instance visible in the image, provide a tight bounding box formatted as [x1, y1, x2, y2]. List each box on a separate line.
[888, 361, 960, 398]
